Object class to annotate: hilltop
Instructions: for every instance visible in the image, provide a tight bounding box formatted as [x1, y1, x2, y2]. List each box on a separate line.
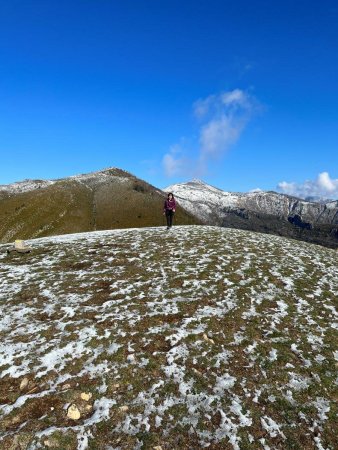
[0, 226, 337, 449]
[0, 168, 198, 243]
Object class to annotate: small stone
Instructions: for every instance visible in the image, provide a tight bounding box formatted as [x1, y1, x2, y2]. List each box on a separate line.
[203, 333, 215, 344]
[19, 377, 29, 391]
[119, 405, 129, 412]
[80, 392, 92, 401]
[85, 404, 92, 411]
[43, 437, 60, 448]
[67, 404, 81, 420]
[127, 354, 136, 363]
[153, 446, 163, 450]
[61, 383, 71, 390]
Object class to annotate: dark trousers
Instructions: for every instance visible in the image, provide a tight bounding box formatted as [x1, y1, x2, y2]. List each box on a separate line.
[165, 210, 174, 227]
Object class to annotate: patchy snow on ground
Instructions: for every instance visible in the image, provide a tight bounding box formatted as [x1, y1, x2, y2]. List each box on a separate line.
[0, 225, 337, 449]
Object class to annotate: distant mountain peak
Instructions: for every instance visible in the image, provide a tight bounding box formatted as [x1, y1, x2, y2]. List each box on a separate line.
[190, 178, 207, 184]
[68, 166, 132, 180]
[165, 179, 226, 195]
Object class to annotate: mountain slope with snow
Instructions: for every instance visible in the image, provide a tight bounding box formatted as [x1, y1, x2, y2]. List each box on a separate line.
[0, 168, 134, 196]
[0, 226, 337, 449]
[0, 168, 198, 243]
[165, 180, 338, 248]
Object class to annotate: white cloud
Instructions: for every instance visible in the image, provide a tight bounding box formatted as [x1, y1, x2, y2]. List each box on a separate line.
[162, 153, 183, 177]
[162, 144, 194, 177]
[277, 172, 338, 200]
[193, 95, 216, 119]
[221, 89, 248, 107]
[199, 111, 246, 161]
[318, 172, 336, 192]
[197, 89, 259, 165]
[163, 89, 260, 177]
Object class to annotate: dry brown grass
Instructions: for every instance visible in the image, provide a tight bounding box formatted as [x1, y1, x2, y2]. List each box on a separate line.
[0, 172, 199, 244]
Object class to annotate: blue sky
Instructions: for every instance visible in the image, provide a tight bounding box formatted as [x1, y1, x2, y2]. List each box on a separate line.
[1, 0, 338, 198]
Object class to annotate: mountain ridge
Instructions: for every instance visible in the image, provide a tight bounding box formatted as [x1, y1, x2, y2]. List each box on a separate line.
[1, 169, 337, 248]
[0, 167, 137, 196]
[165, 180, 338, 248]
[0, 168, 199, 244]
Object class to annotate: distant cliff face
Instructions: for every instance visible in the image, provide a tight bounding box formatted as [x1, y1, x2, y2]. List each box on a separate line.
[165, 180, 338, 248]
[0, 168, 199, 243]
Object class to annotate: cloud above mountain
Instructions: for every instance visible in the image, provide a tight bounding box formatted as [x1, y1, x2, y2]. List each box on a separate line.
[162, 144, 194, 178]
[277, 172, 338, 200]
[163, 89, 260, 177]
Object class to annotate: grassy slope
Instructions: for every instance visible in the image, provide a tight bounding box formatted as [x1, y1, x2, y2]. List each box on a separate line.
[0, 226, 337, 449]
[0, 182, 93, 243]
[0, 172, 198, 243]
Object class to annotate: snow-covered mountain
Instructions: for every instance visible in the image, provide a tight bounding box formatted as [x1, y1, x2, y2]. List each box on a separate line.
[165, 180, 338, 248]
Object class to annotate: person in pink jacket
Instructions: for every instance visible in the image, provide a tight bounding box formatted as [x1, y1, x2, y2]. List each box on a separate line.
[163, 192, 176, 230]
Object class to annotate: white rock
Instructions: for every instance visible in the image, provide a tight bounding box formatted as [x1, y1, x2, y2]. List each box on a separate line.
[67, 404, 81, 420]
[203, 333, 215, 344]
[19, 377, 29, 391]
[80, 392, 92, 401]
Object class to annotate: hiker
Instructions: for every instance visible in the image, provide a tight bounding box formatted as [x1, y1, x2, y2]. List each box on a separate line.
[163, 192, 176, 230]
